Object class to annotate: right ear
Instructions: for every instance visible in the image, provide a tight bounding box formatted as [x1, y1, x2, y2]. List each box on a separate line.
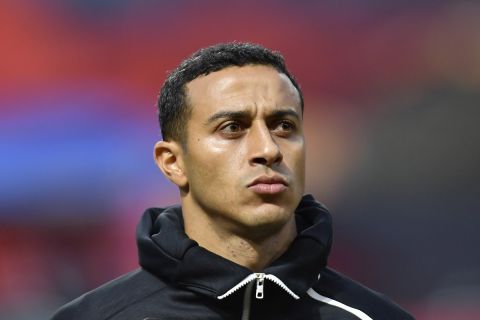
[153, 140, 188, 189]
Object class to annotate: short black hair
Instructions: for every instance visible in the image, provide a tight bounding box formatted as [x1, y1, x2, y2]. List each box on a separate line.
[157, 42, 303, 144]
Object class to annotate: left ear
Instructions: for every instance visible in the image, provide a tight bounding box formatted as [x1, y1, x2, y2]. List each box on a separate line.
[153, 140, 188, 189]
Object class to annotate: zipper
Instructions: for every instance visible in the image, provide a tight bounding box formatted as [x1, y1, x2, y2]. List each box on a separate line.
[255, 273, 265, 299]
[264, 274, 299, 299]
[241, 273, 264, 320]
[217, 273, 257, 300]
[241, 281, 254, 320]
[217, 272, 299, 300]
[221, 273, 299, 320]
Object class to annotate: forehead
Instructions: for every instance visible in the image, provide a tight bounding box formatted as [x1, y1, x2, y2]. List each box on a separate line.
[185, 65, 301, 118]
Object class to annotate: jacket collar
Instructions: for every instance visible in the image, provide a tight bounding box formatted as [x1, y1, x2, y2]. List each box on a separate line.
[137, 194, 332, 299]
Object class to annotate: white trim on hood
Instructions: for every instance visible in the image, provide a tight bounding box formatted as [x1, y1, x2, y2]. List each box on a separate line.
[307, 288, 373, 320]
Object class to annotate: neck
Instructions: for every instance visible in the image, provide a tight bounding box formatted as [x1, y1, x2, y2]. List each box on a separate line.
[182, 202, 297, 272]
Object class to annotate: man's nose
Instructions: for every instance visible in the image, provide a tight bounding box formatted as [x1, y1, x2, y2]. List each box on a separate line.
[248, 124, 283, 167]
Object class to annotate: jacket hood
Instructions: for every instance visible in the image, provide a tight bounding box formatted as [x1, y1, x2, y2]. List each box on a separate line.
[136, 194, 332, 299]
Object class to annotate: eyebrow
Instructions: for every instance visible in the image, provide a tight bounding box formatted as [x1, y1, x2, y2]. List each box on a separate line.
[204, 108, 301, 126]
[267, 109, 301, 122]
[204, 110, 251, 126]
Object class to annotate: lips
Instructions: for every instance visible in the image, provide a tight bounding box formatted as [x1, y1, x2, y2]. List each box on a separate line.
[247, 175, 288, 195]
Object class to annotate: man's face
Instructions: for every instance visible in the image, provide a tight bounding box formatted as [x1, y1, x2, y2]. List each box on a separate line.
[182, 65, 305, 237]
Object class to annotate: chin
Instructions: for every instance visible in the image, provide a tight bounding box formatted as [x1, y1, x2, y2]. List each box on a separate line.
[239, 204, 294, 235]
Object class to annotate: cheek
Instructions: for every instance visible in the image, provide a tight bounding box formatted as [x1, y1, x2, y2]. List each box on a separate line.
[284, 143, 306, 192]
[201, 137, 246, 165]
[294, 151, 306, 185]
[283, 140, 306, 168]
[186, 138, 241, 186]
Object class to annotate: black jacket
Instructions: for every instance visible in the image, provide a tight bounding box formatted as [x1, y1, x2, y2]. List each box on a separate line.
[51, 195, 414, 319]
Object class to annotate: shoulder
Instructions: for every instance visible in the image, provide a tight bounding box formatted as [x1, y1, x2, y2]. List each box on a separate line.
[50, 268, 168, 320]
[309, 268, 414, 320]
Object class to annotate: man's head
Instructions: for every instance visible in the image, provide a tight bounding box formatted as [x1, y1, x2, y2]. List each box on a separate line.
[154, 43, 305, 241]
[157, 42, 304, 146]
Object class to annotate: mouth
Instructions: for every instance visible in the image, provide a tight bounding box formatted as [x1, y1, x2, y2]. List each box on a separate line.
[247, 175, 288, 195]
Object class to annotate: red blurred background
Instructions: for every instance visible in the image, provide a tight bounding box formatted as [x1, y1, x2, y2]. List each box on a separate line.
[1, 1, 479, 319]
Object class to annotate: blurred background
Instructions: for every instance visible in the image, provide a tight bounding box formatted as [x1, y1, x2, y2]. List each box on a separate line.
[1, 0, 479, 319]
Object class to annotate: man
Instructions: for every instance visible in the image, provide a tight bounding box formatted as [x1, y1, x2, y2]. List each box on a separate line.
[52, 42, 414, 319]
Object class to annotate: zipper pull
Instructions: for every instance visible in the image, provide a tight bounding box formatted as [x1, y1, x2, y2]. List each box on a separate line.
[255, 273, 265, 299]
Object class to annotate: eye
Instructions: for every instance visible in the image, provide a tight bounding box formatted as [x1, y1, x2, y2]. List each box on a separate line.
[279, 121, 294, 131]
[218, 121, 246, 138]
[272, 120, 296, 135]
[221, 122, 242, 132]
